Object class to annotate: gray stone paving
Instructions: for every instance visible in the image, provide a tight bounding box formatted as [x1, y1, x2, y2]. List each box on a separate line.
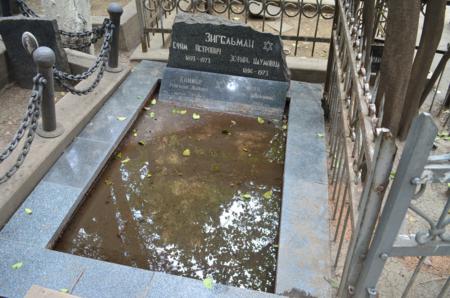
[0, 60, 329, 297]
[275, 83, 330, 297]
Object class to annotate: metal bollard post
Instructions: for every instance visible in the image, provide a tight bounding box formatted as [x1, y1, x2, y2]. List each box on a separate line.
[107, 2, 123, 72]
[1, 0, 12, 16]
[33, 46, 64, 138]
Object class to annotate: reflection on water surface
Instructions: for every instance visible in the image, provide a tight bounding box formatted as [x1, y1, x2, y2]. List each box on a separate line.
[55, 101, 286, 292]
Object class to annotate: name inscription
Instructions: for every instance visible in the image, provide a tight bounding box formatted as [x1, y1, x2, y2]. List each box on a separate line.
[167, 13, 289, 82]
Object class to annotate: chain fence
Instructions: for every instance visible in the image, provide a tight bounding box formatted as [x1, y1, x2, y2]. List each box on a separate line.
[16, 0, 105, 52]
[15, 0, 116, 95]
[53, 20, 114, 95]
[0, 1, 120, 183]
[0, 74, 46, 184]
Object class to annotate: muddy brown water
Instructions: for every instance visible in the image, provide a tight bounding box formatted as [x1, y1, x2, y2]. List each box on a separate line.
[54, 100, 287, 292]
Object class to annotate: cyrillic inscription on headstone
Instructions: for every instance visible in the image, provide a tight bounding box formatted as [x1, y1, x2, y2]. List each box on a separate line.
[159, 13, 290, 118]
[167, 13, 290, 82]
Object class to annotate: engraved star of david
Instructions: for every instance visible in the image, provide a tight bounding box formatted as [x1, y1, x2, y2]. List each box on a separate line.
[262, 40, 273, 52]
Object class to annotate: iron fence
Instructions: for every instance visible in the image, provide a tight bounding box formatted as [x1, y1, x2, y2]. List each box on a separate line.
[135, 0, 335, 57]
[324, 0, 450, 297]
[324, 0, 384, 288]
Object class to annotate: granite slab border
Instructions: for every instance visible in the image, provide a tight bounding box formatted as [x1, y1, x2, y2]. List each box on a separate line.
[0, 61, 329, 297]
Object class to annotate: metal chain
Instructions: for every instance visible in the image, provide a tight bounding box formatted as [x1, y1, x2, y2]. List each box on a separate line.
[53, 21, 114, 82]
[16, 0, 108, 50]
[53, 23, 114, 95]
[16, 0, 39, 17]
[0, 75, 46, 184]
[59, 18, 111, 50]
[55, 60, 107, 96]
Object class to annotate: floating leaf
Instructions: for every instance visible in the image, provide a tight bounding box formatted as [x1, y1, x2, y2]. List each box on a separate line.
[242, 193, 251, 200]
[172, 109, 187, 115]
[263, 190, 273, 199]
[257, 117, 265, 124]
[60, 289, 69, 293]
[151, 99, 157, 105]
[138, 140, 146, 146]
[317, 133, 324, 138]
[104, 179, 113, 186]
[182, 149, 191, 157]
[24, 208, 32, 215]
[193, 113, 201, 120]
[203, 276, 214, 289]
[211, 164, 220, 172]
[121, 157, 131, 164]
[11, 262, 23, 270]
[116, 116, 127, 121]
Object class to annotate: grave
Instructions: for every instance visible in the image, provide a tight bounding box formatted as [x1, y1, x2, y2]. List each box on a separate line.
[0, 12, 330, 298]
[159, 13, 290, 118]
[0, 17, 70, 88]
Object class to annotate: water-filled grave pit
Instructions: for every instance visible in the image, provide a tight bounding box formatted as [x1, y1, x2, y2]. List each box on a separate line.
[54, 98, 287, 292]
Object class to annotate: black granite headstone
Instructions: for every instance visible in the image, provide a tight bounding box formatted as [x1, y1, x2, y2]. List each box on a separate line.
[0, 17, 70, 88]
[167, 13, 289, 82]
[159, 13, 290, 118]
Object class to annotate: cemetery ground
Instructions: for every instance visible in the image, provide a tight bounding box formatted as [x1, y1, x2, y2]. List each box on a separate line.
[0, 2, 449, 297]
[1, 54, 449, 298]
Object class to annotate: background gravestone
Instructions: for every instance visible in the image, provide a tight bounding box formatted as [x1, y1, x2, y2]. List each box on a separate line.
[0, 17, 70, 89]
[159, 13, 290, 118]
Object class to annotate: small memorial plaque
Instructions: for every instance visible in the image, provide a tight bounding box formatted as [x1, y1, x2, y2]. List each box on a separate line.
[159, 13, 290, 118]
[22, 31, 39, 55]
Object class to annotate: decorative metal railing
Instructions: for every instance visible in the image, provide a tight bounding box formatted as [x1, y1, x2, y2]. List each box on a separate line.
[324, 0, 383, 284]
[325, 1, 450, 297]
[135, 0, 335, 57]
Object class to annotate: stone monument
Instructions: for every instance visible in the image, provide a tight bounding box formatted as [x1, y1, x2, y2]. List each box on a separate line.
[159, 13, 290, 118]
[0, 17, 70, 88]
